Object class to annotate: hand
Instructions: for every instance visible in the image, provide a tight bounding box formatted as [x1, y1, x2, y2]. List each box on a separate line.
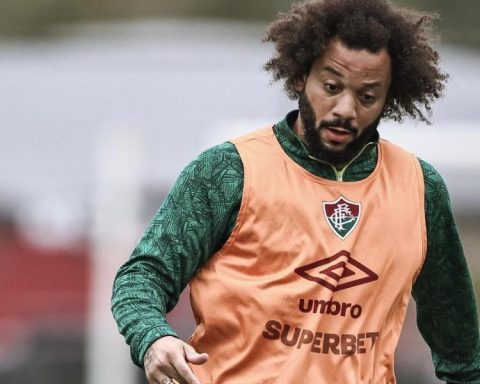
[144, 336, 209, 384]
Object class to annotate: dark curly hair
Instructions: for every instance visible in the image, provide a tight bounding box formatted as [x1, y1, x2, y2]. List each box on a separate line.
[264, 0, 448, 123]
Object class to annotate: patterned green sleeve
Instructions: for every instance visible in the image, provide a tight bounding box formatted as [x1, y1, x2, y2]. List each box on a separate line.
[111, 142, 244, 367]
[413, 159, 480, 383]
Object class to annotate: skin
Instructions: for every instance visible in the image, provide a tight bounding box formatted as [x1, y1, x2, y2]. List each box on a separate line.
[144, 336, 208, 384]
[294, 38, 392, 169]
[142, 37, 392, 384]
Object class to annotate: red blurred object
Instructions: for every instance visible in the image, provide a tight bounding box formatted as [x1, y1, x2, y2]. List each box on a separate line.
[0, 222, 89, 350]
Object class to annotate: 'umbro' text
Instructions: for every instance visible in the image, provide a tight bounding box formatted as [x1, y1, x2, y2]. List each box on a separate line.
[299, 298, 362, 319]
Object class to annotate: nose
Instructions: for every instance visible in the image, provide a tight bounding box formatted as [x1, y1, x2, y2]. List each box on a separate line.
[332, 93, 357, 121]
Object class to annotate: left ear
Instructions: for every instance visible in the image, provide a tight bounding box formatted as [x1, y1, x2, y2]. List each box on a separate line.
[294, 75, 307, 93]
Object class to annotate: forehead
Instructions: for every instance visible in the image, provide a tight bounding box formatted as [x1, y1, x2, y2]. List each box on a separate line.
[312, 39, 392, 84]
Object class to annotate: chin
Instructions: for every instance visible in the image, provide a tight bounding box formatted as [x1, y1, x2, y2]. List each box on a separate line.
[322, 142, 349, 153]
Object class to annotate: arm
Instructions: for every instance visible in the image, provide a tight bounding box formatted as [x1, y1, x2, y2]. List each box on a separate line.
[413, 159, 480, 383]
[111, 142, 244, 372]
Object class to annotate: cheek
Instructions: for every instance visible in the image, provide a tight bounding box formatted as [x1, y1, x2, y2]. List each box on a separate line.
[305, 80, 325, 101]
[305, 86, 331, 118]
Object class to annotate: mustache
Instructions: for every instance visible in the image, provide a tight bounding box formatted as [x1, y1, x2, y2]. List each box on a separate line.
[319, 119, 357, 133]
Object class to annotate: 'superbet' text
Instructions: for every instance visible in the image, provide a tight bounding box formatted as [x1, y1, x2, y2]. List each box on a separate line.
[262, 320, 379, 355]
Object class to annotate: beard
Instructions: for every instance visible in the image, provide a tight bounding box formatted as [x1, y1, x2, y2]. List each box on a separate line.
[298, 92, 381, 166]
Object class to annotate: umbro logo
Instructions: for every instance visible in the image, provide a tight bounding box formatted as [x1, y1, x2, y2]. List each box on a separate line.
[295, 250, 378, 292]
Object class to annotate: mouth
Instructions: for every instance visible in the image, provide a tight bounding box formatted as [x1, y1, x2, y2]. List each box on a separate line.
[323, 126, 355, 144]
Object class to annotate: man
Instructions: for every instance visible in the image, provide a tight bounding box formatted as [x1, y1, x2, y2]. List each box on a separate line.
[112, 0, 480, 383]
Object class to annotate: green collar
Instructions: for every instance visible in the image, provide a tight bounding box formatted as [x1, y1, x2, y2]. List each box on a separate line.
[273, 110, 379, 182]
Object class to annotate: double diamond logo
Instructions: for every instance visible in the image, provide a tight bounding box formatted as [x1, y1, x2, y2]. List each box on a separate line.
[295, 250, 378, 292]
[323, 195, 361, 240]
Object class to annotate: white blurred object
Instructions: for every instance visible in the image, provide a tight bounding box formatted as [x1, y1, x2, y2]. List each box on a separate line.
[0, 20, 478, 214]
[15, 196, 85, 249]
[381, 119, 480, 169]
[86, 126, 144, 384]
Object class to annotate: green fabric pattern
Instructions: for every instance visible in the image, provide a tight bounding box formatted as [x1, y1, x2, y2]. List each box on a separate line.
[111, 111, 480, 382]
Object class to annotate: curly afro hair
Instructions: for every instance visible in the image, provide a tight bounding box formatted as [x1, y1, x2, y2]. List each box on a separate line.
[264, 0, 448, 123]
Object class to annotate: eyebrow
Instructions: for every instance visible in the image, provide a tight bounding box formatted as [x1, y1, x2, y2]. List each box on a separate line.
[323, 65, 383, 88]
[324, 66, 343, 78]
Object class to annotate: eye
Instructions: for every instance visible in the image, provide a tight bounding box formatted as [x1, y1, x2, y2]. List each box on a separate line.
[324, 82, 340, 94]
[361, 93, 376, 104]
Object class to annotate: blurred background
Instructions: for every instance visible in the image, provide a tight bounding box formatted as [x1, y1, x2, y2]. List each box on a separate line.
[0, 1, 479, 383]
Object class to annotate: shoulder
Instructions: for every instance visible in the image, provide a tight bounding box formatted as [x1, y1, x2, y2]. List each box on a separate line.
[417, 158, 450, 199]
[380, 139, 448, 196]
[379, 138, 417, 159]
[190, 141, 241, 166]
[229, 126, 275, 145]
[180, 142, 244, 181]
[417, 158, 454, 221]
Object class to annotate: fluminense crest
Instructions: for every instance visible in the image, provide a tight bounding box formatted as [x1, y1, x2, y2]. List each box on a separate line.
[323, 195, 361, 240]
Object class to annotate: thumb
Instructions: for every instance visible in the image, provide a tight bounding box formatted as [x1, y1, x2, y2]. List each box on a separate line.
[183, 344, 209, 365]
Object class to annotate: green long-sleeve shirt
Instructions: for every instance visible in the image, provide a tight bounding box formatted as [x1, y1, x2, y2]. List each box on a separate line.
[111, 111, 480, 383]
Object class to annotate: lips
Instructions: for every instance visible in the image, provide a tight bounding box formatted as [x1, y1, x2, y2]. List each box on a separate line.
[324, 127, 355, 144]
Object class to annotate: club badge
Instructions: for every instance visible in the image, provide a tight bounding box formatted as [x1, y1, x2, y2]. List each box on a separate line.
[323, 195, 361, 240]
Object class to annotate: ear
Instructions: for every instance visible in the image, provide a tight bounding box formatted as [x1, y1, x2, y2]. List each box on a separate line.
[294, 75, 307, 93]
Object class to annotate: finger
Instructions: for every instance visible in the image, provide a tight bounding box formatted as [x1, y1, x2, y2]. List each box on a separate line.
[183, 344, 209, 365]
[155, 376, 175, 384]
[148, 363, 178, 384]
[171, 355, 204, 384]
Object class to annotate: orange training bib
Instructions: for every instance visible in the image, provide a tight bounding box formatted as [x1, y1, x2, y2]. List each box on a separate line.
[189, 127, 426, 384]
